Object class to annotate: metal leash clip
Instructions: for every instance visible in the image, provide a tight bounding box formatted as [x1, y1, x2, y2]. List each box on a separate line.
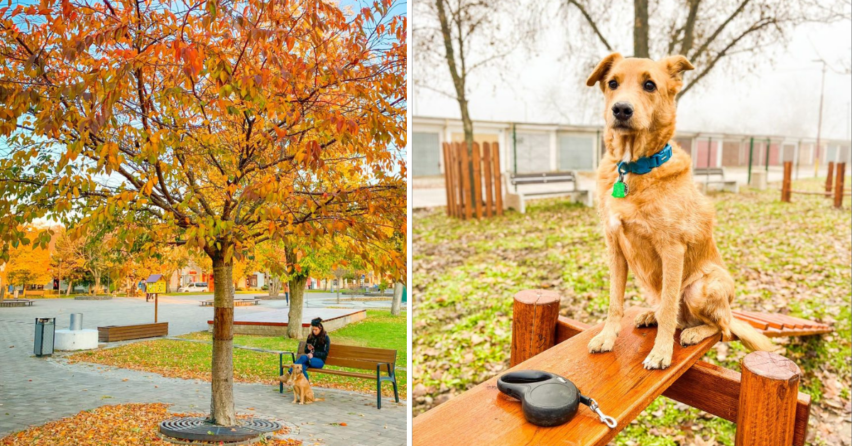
[587, 398, 617, 428]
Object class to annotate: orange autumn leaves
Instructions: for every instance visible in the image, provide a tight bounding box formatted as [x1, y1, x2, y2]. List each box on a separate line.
[0, 404, 300, 446]
[0, 0, 407, 278]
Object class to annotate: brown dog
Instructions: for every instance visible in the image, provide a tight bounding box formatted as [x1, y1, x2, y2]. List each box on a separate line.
[585, 53, 775, 370]
[282, 364, 319, 404]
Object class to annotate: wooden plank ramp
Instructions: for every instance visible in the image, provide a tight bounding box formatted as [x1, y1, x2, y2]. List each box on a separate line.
[413, 307, 719, 446]
[732, 311, 831, 337]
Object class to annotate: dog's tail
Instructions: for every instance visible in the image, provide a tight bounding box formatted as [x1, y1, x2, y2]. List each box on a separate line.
[729, 318, 779, 352]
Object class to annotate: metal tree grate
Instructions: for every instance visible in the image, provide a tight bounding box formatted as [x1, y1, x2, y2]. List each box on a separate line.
[159, 417, 281, 443]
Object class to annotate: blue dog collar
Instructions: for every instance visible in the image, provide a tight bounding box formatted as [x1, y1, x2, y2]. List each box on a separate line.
[617, 144, 673, 175]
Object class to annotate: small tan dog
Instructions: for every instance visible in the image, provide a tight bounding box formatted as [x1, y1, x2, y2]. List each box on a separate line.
[281, 364, 320, 404]
[585, 53, 775, 370]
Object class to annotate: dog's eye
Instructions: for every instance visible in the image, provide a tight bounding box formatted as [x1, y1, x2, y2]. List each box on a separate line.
[607, 80, 618, 90]
[643, 80, 656, 92]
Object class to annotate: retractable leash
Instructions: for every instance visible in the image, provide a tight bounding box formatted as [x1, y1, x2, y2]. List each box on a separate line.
[497, 370, 617, 428]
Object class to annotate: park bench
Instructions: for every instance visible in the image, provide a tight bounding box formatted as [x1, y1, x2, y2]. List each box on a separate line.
[503, 171, 593, 213]
[414, 290, 820, 446]
[278, 342, 399, 409]
[98, 322, 169, 342]
[201, 298, 259, 307]
[694, 167, 739, 193]
[0, 299, 34, 307]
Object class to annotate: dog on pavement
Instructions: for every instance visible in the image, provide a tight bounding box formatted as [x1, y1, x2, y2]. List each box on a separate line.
[584, 53, 776, 370]
[282, 364, 320, 404]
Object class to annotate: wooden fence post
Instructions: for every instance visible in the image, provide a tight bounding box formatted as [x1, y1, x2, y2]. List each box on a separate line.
[834, 162, 846, 209]
[472, 142, 483, 219]
[510, 289, 560, 367]
[483, 142, 494, 218]
[825, 161, 835, 196]
[781, 161, 792, 203]
[735, 351, 802, 446]
[441, 143, 453, 217]
[492, 143, 503, 216]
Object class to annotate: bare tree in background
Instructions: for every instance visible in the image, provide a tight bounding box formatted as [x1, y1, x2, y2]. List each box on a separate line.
[556, 0, 850, 97]
[414, 0, 534, 148]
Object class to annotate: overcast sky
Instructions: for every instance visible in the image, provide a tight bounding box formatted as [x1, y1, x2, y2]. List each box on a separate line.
[412, 12, 852, 141]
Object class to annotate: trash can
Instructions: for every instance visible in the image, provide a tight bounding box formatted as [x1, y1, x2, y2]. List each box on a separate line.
[34, 317, 55, 357]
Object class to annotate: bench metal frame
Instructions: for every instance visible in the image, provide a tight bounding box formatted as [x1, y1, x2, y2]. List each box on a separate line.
[278, 343, 400, 409]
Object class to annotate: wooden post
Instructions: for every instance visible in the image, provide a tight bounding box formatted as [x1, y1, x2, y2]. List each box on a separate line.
[472, 142, 483, 219]
[735, 352, 802, 446]
[492, 142, 503, 216]
[834, 162, 845, 209]
[483, 142, 494, 218]
[781, 161, 792, 203]
[510, 289, 560, 367]
[154, 293, 159, 323]
[460, 144, 472, 220]
[825, 161, 835, 195]
[443, 143, 453, 217]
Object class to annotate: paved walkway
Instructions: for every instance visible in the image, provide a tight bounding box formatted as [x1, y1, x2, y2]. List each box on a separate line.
[0, 297, 405, 445]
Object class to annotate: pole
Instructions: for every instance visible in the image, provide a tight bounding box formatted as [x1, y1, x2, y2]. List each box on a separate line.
[747, 137, 754, 185]
[705, 137, 712, 189]
[815, 61, 826, 177]
[765, 138, 770, 172]
[155, 293, 159, 323]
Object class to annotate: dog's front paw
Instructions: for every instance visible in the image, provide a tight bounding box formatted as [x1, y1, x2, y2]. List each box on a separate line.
[588, 331, 617, 353]
[634, 310, 657, 328]
[642, 347, 673, 370]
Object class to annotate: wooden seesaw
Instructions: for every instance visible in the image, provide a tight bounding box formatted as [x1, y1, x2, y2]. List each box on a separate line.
[413, 290, 832, 446]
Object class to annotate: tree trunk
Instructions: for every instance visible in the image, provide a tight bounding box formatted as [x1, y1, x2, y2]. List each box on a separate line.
[391, 281, 403, 316]
[66, 281, 72, 296]
[633, 0, 650, 58]
[268, 276, 279, 298]
[286, 275, 308, 339]
[210, 253, 236, 426]
[93, 270, 102, 294]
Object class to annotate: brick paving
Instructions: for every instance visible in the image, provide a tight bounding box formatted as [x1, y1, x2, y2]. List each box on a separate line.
[0, 296, 406, 445]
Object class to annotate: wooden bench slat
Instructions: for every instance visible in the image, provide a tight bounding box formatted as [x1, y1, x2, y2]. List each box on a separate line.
[556, 315, 811, 446]
[307, 368, 376, 379]
[413, 308, 719, 446]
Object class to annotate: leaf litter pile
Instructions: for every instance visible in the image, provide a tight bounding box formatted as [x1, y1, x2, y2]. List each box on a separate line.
[0, 403, 299, 445]
[413, 178, 850, 446]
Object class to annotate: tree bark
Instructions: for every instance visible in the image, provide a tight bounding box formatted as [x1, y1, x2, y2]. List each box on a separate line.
[66, 281, 72, 296]
[633, 0, 650, 58]
[435, 0, 475, 151]
[210, 252, 236, 426]
[286, 275, 308, 338]
[391, 281, 403, 316]
[268, 276, 279, 298]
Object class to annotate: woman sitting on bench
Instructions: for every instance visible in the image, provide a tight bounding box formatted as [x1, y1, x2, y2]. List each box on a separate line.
[288, 317, 330, 380]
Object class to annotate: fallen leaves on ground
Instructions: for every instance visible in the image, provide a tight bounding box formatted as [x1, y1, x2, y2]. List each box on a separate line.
[67, 310, 407, 399]
[0, 404, 300, 446]
[413, 178, 850, 446]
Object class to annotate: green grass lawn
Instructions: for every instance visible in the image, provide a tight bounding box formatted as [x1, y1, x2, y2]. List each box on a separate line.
[69, 309, 407, 399]
[412, 177, 850, 445]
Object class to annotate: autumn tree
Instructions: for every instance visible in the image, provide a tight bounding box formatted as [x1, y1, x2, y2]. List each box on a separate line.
[555, 0, 849, 97]
[0, 0, 406, 427]
[52, 231, 87, 295]
[1, 226, 52, 297]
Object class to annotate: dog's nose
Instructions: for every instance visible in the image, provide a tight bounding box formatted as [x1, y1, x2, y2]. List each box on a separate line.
[612, 102, 634, 120]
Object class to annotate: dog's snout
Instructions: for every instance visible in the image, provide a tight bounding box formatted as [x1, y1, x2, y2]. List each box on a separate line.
[612, 102, 634, 121]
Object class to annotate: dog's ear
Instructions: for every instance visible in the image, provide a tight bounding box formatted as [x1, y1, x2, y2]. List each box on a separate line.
[660, 55, 694, 80]
[586, 53, 623, 89]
